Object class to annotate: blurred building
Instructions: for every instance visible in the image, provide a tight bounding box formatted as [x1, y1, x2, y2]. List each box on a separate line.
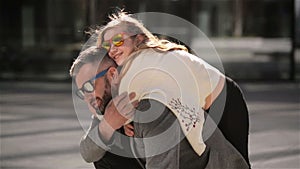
[0, 0, 298, 81]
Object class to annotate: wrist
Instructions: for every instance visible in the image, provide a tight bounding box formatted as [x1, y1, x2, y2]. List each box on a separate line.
[98, 119, 115, 143]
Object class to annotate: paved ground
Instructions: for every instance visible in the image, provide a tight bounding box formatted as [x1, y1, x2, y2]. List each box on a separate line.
[0, 81, 299, 169]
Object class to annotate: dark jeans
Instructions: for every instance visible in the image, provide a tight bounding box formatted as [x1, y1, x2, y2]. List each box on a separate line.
[93, 152, 143, 169]
[207, 77, 250, 167]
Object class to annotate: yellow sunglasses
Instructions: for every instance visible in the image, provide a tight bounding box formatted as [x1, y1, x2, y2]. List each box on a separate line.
[101, 33, 130, 51]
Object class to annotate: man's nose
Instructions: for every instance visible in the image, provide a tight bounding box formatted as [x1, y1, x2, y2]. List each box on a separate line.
[109, 44, 117, 54]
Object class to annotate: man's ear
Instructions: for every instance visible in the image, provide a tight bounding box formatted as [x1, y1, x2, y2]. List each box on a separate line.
[107, 67, 119, 83]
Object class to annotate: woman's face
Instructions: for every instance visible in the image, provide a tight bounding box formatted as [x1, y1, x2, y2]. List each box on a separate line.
[103, 27, 136, 66]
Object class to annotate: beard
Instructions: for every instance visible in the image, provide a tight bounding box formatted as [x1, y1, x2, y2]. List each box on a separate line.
[96, 76, 112, 115]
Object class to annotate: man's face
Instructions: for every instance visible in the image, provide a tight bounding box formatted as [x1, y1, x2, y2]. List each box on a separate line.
[75, 63, 112, 116]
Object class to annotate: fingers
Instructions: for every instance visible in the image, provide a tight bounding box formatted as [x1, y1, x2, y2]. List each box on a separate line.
[103, 92, 139, 130]
[131, 100, 139, 108]
[122, 99, 139, 117]
[105, 92, 138, 125]
[126, 124, 134, 130]
[124, 124, 134, 137]
[112, 92, 128, 108]
[113, 92, 135, 106]
[112, 92, 138, 117]
[121, 100, 139, 119]
[124, 129, 134, 137]
[117, 92, 136, 110]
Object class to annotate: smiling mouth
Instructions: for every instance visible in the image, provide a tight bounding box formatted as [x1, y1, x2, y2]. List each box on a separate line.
[113, 53, 122, 60]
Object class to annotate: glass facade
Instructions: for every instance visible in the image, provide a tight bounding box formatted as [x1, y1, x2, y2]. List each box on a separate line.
[0, 0, 297, 80]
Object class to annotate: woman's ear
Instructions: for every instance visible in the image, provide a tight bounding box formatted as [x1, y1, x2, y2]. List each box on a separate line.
[135, 34, 145, 46]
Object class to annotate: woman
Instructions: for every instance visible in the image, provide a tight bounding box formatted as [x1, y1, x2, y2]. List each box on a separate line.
[97, 12, 250, 167]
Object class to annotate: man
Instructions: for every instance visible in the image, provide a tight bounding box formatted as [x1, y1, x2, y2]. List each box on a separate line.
[70, 46, 143, 169]
[70, 46, 249, 168]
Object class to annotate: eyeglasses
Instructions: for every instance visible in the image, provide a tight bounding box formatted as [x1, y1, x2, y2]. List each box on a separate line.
[101, 33, 130, 51]
[76, 68, 109, 100]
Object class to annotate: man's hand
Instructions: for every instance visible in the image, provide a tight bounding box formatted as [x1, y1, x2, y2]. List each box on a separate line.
[104, 92, 138, 130]
[124, 123, 134, 137]
[98, 92, 138, 142]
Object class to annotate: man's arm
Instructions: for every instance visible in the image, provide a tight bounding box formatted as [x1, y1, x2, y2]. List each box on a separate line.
[80, 117, 115, 163]
[80, 92, 138, 163]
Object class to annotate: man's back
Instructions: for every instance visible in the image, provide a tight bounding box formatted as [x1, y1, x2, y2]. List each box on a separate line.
[133, 99, 249, 169]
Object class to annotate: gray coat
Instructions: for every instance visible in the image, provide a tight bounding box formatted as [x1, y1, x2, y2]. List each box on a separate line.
[80, 99, 249, 169]
[133, 99, 249, 169]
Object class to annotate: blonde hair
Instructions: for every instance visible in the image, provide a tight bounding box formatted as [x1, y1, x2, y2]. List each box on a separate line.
[97, 11, 188, 52]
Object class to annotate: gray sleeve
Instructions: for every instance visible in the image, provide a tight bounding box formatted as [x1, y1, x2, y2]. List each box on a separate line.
[134, 99, 182, 169]
[79, 117, 115, 163]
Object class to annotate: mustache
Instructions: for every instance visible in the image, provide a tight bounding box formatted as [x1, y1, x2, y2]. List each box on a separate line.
[95, 97, 105, 114]
[88, 98, 103, 115]
[92, 79, 113, 115]
[95, 91, 112, 115]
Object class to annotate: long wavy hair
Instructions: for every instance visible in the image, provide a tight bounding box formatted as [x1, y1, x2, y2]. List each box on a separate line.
[96, 11, 188, 52]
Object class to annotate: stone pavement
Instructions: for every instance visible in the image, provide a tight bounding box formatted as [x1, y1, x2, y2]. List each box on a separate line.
[0, 81, 299, 169]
